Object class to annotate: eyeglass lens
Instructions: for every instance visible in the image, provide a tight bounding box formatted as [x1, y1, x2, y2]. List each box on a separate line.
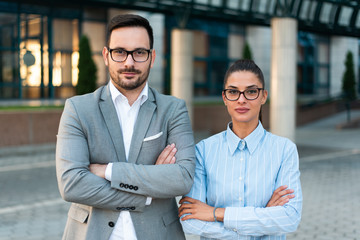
[225, 89, 260, 100]
[111, 49, 150, 62]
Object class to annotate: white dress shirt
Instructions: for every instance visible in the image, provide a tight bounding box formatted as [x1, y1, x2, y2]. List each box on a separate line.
[105, 80, 149, 240]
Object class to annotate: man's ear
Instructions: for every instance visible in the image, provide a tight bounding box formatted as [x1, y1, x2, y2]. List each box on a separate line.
[102, 47, 109, 66]
[150, 49, 156, 68]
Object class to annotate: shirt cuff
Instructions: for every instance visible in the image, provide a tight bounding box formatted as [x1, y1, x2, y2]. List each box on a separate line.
[145, 197, 152, 205]
[105, 163, 113, 181]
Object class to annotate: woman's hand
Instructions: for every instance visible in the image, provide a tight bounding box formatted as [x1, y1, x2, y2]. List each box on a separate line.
[179, 197, 224, 222]
[266, 185, 295, 207]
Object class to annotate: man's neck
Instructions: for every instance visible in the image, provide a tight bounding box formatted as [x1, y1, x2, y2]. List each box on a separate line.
[114, 82, 147, 106]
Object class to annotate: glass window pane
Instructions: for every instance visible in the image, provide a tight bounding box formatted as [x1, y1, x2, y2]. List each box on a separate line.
[0, 13, 18, 48]
[193, 31, 208, 57]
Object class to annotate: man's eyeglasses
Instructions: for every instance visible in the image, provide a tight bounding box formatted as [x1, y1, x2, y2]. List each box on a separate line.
[223, 88, 264, 101]
[108, 48, 152, 63]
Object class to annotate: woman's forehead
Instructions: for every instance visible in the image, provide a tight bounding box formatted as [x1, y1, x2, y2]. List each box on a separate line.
[226, 71, 262, 87]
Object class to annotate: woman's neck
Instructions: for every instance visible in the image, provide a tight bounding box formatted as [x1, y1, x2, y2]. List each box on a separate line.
[231, 120, 259, 139]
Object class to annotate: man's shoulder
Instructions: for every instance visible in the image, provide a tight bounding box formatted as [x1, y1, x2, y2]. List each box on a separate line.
[67, 85, 105, 104]
[149, 87, 184, 105]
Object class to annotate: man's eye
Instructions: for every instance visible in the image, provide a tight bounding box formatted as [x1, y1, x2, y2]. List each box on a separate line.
[135, 50, 147, 55]
[113, 49, 125, 55]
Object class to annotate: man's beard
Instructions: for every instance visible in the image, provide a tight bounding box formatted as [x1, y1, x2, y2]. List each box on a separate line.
[110, 64, 151, 91]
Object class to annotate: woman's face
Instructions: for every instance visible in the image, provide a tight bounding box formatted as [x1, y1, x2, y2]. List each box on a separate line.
[222, 70, 268, 127]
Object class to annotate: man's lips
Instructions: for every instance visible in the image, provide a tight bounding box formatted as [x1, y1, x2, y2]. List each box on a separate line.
[235, 107, 249, 113]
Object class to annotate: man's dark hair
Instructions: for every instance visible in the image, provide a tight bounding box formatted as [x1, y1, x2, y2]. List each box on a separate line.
[223, 59, 265, 89]
[107, 14, 154, 49]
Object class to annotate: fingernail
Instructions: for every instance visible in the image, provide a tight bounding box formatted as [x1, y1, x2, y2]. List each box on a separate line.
[172, 148, 177, 152]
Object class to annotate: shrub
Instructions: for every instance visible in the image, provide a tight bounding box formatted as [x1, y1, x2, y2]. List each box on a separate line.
[76, 35, 97, 95]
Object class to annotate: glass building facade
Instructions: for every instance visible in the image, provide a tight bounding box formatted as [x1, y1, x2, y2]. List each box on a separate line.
[0, 0, 359, 101]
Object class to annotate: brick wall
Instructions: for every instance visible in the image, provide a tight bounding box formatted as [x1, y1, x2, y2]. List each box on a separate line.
[0, 110, 62, 147]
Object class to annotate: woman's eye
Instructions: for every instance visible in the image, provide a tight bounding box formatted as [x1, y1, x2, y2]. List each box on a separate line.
[247, 89, 258, 94]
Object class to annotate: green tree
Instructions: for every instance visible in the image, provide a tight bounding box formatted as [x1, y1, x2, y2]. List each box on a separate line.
[242, 41, 253, 60]
[76, 35, 97, 95]
[341, 51, 357, 122]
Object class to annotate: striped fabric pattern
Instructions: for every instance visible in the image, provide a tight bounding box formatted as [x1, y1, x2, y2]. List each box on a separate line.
[181, 122, 302, 240]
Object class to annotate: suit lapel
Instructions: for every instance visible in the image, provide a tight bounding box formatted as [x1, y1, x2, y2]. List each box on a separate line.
[128, 88, 156, 163]
[99, 84, 127, 162]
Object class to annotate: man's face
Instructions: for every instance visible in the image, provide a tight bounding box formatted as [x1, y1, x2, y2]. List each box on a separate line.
[102, 27, 155, 92]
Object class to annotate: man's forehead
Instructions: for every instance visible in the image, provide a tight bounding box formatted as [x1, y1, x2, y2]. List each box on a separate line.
[109, 27, 150, 48]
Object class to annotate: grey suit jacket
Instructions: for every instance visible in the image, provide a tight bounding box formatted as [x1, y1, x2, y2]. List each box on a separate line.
[56, 84, 196, 240]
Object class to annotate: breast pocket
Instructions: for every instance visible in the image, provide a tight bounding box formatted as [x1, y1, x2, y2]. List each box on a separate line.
[142, 132, 164, 149]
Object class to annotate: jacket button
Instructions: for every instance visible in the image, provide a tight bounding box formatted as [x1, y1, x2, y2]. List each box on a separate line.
[134, 186, 138, 191]
[108, 222, 115, 227]
[129, 185, 134, 190]
[130, 207, 135, 210]
[124, 184, 129, 189]
[119, 183, 124, 188]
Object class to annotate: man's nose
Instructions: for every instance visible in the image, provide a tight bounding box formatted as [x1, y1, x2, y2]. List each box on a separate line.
[124, 53, 135, 66]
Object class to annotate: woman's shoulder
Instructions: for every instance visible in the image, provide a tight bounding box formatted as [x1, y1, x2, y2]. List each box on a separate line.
[198, 130, 226, 145]
[264, 130, 297, 149]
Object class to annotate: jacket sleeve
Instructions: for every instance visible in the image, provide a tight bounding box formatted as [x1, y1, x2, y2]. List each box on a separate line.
[56, 99, 147, 211]
[110, 99, 196, 198]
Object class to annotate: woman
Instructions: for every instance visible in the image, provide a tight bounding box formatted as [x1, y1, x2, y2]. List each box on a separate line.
[179, 59, 302, 239]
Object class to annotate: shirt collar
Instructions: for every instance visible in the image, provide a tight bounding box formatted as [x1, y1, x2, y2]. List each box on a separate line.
[226, 121, 265, 155]
[109, 80, 148, 106]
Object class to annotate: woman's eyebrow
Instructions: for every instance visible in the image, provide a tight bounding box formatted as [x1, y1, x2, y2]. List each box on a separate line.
[246, 85, 259, 89]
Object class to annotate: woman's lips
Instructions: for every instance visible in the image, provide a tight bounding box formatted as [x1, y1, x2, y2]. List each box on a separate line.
[235, 107, 249, 114]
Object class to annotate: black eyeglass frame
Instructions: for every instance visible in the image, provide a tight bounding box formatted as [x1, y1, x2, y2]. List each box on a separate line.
[108, 48, 152, 63]
[223, 88, 264, 101]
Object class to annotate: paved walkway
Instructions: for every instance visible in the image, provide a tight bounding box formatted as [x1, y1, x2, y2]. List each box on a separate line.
[0, 110, 359, 240]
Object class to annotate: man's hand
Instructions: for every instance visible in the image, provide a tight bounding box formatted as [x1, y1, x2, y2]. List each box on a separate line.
[178, 197, 224, 222]
[89, 164, 107, 179]
[155, 143, 177, 165]
[266, 185, 295, 207]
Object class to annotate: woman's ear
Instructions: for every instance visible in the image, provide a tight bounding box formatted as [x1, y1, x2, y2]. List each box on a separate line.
[261, 89, 268, 105]
[222, 91, 227, 106]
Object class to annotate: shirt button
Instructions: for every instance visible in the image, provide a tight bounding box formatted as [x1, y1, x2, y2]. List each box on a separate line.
[239, 197, 242, 201]
[108, 222, 115, 227]
[240, 158, 244, 161]
[239, 177, 243, 181]
[233, 229, 237, 232]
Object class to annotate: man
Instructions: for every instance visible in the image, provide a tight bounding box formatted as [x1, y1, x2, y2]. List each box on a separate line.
[56, 14, 195, 240]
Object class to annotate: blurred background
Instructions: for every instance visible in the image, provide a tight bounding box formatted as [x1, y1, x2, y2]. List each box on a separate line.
[0, 0, 359, 239]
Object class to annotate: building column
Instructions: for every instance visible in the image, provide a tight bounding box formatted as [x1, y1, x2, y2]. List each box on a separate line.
[171, 29, 194, 123]
[270, 18, 297, 141]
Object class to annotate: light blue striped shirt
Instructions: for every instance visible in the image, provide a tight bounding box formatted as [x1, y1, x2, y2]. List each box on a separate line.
[181, 122, 302, 240]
